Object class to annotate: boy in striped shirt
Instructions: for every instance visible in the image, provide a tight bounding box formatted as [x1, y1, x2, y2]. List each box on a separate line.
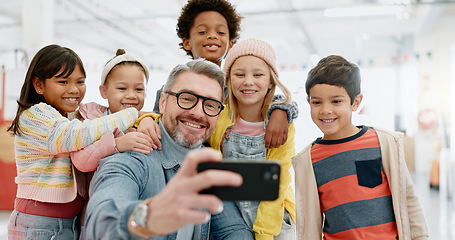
[292, 55, 428, 240]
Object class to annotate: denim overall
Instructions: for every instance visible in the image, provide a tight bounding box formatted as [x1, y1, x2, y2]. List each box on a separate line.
[222, 130, 295, 239]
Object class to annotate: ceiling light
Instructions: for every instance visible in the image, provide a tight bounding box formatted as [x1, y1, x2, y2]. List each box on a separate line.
[324, 6, 402, 17]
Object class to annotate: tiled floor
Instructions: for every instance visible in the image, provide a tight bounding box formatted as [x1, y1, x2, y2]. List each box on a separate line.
[0, 172, 453, 239]
[411, 172, 454, 240]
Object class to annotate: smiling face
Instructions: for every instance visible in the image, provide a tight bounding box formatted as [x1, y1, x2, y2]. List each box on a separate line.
[33, 64, 86, 115]
[308, 84, 363, 140]
[159, 71, 222, 148]
[182, 11, 234, 66]
[99, 64, 146, 113]
[229, 56, 272, 120]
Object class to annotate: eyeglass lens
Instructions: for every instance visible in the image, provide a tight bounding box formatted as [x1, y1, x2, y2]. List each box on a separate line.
[177, 92, 222, 116]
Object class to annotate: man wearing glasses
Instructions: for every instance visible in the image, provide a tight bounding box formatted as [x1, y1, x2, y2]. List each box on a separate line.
[85, 59, 253, 239]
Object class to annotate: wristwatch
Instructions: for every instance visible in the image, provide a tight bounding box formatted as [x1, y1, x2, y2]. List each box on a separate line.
[131, 202, 148, 229]
[129, 201, 157, 238]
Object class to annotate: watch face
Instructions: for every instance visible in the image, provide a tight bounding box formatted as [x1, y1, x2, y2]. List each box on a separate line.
[132, 203, 148, 228]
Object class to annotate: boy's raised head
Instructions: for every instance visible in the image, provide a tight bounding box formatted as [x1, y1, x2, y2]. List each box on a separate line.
[177, 0, 243, 65]
[306, 55, 361, 104]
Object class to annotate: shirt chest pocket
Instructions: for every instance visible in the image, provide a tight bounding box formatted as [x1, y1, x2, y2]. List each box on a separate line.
[355, 159, 383, 188]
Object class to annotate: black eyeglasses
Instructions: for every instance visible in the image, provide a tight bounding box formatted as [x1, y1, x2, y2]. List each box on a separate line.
[166, 91, 224, 117]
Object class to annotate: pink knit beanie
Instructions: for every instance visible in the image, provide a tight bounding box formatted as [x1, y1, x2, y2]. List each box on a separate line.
[223, 38, 278, 77]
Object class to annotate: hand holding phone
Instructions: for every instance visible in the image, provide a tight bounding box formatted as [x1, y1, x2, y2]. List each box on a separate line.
[197, 160, 280, 201]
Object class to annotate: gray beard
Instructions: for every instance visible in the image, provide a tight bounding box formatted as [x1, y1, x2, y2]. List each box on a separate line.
[171, 126, 205, 149]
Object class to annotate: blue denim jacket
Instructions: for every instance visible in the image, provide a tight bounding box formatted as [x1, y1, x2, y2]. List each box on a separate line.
[84, 121, 253, 240]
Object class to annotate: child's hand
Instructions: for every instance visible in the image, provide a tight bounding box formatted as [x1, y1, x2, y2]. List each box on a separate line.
[115, 132, 154, 154]
[265, 109, 288, 148]
[124, 127, 137, 134]
[137, 116, 162, 150]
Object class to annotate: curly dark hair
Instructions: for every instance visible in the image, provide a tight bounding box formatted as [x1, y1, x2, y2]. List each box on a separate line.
[176, 0, 243, 58]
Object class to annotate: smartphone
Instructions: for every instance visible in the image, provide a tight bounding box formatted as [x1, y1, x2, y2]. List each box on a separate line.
[197, 160, 280, 201]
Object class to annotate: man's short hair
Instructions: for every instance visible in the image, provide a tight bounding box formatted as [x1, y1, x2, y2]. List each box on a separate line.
[163, 59, 226, 100]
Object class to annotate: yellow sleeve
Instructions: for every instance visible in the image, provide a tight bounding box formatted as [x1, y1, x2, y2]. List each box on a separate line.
[253, 123, 296, 239]
[133, 112, 161, 128]
[207, 107, 231, 151]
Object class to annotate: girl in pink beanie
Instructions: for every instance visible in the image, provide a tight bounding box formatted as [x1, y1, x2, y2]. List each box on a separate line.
[207, 38, 296, 240]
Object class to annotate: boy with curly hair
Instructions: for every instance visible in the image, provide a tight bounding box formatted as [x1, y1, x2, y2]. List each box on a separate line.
[154, 0, 299, 149]
[177, 0, 242, 67]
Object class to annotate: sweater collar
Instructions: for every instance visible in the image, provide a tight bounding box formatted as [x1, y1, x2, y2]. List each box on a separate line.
[157, 120, 202, 169]
[314, 125, 368, 145]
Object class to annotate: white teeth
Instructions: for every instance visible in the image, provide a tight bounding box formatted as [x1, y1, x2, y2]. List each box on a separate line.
[184, 122, 202, 129]
[242, 91, 255, 94]
[322, 119, 335, 123]
[65, 98, 77, 103]
[205, 45, 219, 50]
[122, 104, 136, 107]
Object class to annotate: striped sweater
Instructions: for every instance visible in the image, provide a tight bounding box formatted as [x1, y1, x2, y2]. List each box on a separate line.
[14, 102, 138, 203]
[311, 126, 398, 239]
[292, 126, 429, 240]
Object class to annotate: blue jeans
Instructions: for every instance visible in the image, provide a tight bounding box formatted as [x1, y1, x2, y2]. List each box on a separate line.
[275, 210, 296, 240]
[229, 201, 295, 239]
[8, 210, 80, 240]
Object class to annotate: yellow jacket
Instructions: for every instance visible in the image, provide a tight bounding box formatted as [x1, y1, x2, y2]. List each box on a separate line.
[208, 105, 296, 240]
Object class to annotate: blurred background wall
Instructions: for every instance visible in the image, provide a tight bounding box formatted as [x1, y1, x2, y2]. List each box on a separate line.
[1, 0, 454, 238]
